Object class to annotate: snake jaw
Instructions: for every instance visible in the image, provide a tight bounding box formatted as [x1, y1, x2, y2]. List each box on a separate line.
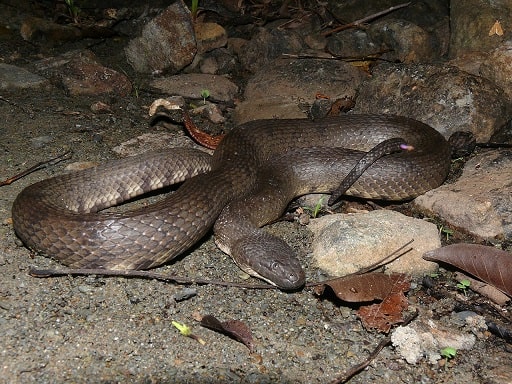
[238, 259, 306, 291]
[229, 232, 306, 291]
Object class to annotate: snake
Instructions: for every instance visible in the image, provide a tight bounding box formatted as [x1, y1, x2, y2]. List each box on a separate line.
[11, 115, 451, 290]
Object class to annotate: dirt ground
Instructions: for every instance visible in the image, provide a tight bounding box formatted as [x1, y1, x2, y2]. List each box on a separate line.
[1, 4, 511, 384]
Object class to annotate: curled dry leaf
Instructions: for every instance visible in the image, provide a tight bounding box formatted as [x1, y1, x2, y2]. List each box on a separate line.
[423, 244, 512, 297]
[356, 290, 409, 333]
[200, 315, 254, 352]
[315, 273, 411, 333]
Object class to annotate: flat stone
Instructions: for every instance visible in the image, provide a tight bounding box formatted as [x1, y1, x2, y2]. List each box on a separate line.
[414, 149, 511, 239]
[33, 50, 131, 96]
[125, 1, 196, 74]
[391, 319, 476, 365]
[20, 16, 117, 45]
[150, 73, 238, 103]
[20, 16, 82, 43]
[233, 58, 365, 123]
[0, 63, 48, 90]
[309, 210, 440, 277]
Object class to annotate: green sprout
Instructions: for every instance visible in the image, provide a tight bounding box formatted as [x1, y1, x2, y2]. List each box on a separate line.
[172, 321, 205, 345]
[172, 321, 192, 336]
[440, 346, 457, 369]
[438, 225, 454, 241]
[440, 346, 457, 359]
[200, 89, 210, 104]
[456, 279, 471, 295]
[190, 0, 199, 21]
[304, 196, 326, 218]
[64, 0, 81, 23]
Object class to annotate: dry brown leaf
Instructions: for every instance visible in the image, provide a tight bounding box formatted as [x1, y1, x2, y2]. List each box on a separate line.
[200, 315, 254, 352]
[357, 291, 409, 333]
[317, 273, 410, 302]
[423, 244, 512, 297]
[315, 273, 411, 332]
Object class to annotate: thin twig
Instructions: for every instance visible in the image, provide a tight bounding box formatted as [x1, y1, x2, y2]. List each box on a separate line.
[29, 240, 415, 290]
[356, 239, 414, 274]
[322, 2, 411, 37]
[0, 95, 32, 114]
[328, 309, 418, 384]
[0, 150, 72, 187]
[29, 267, 278, 289]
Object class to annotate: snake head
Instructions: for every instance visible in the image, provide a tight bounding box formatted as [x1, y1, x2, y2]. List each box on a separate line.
[232, 232, 306, 291]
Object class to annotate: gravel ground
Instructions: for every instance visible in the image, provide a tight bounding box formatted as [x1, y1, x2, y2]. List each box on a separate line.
[1, 6, 511, 384]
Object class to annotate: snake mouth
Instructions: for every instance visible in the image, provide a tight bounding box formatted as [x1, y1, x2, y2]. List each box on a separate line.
[243, 263, 306, 291]
[230, 232, 307, 290]
[242, 256, 306, 291]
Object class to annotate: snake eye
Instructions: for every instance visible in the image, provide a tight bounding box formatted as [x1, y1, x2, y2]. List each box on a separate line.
[270, 261, 281, 272]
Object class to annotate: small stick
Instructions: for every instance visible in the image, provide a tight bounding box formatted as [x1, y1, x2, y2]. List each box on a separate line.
[0, 150, 72, 187]
[322, 2, 411, 37]
[29, 240, 414, 290]
[0, 95, 31, 115]
[328, 309, 418, 384]
[29, 267, 278, 290]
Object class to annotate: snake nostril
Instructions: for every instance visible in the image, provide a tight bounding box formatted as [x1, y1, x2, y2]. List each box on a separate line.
[289, 272, 299, 283]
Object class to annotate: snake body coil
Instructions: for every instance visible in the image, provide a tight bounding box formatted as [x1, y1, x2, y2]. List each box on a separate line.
[12, 115, 451, 289]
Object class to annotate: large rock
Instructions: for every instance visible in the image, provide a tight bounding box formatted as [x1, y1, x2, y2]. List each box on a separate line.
[480, 42, 512, 105]
[125, 0, 196, 74]
[450, 0, 512, 57]
[353, 63, 509, 142]
[233, 58, 366, 123]
[33, 50, 131, 96]
[309, 210, 440, 277]
[414, 149, 512, 239]
[150, 73, 238, 103]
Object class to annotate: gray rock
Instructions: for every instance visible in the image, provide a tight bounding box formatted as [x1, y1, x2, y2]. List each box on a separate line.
[480, 41, 512, 105]
[414, 149, 512, 239]
[233, 58, 365, 123]
[367, 19, 439, 63]
[125, 0, 196, 74]
[0, 63, 48, 90]
[450, 0, 511, 57]
[238, 27, 304, 74]
[309, 210, 439, 277]
[150, 73, 238, 103]
[326, 0, 450, 58]
[391, 319, 476, 365]
[353, 63, 509, 142]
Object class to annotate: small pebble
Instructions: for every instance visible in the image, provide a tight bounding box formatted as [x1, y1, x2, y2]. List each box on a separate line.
[173, 288, 197, 302]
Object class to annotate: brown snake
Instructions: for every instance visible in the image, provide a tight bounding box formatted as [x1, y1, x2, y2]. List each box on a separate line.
[12, 115, 451, 289]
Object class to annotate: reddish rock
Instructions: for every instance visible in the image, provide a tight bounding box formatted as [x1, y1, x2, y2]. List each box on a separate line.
[34, 50, 132, 97]
[125, 0, 196, 74]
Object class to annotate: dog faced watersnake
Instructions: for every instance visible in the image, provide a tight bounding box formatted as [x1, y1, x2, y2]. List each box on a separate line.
[11, 115, 451, 289]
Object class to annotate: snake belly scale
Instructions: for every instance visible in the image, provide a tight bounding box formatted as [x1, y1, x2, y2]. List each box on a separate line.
[12, 115, 451, 289]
